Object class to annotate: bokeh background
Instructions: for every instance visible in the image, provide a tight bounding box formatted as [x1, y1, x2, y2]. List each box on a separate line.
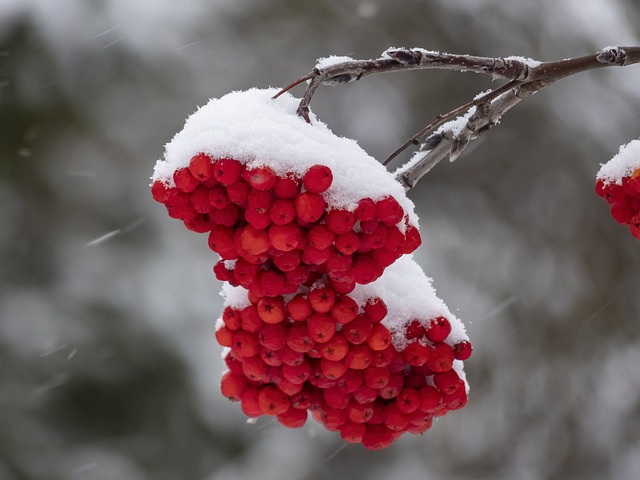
[1, 1, 640, 479]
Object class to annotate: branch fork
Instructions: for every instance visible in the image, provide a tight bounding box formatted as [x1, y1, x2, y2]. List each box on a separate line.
[274, 46, 640, 190]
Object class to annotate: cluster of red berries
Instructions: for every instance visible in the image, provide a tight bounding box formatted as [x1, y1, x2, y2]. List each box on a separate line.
[595, 168, 640, 240]
[152, 154, 421, 294]
[152, 152, 472, 449]
[216, 286, 471, 450]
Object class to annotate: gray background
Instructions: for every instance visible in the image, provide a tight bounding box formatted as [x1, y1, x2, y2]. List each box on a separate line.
[1, 1, 639, 479]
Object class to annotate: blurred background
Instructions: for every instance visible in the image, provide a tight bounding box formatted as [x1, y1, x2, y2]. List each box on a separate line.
[1, 1, 639, 479]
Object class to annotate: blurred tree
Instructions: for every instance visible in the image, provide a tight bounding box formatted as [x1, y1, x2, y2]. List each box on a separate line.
[1, 1, 639, 479]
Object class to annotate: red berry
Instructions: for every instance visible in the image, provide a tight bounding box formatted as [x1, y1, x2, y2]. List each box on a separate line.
[308, 286, 336, 313]
[269, 198, 296, 225]
[242, 354, 269, 381]
[303, 164, 333, 193]
[173, 168, 200, 193]
[342, 315, 373, 345]
[258, 385, 290, 416]
[379, 372, 404, 399]
[268, 222, 302, 252]
[151, 180, 170, 203]
[347, 401, 374, 424]
[307, 313, 336, 343]
[433, 369, 462, 396]
[226, 180, 250, 207]
[307, 224, 334, 250]
[375, 196, 404, 225]
[247, 189, 272, 214]
[382, 403, 410, 432]
[362, 425, 395, 450]
[401, 224, 422, 254]
[231, 330, 261, 358]
[277, 406, 308, 428]
[215, 325, 234, 347]
[294, 192, 326, 223]
[325, 209, 356, 234]
[282, 359, 312, 384]
[363, 365, 390, 389]
[611, 204, 635, 224]
[330, 296, 359, 324]
[355, 198, 376, 221]
[402, 341, 431, 366]
[321, 407, 349, 431]
[258, 269, 284, 296]
[396, 388, 421, 414]
[334, 231, 360, 255]
[189, 153, 214, 181]
[245, 165, 277, 190]
[353, 385, 378, 404]
[273, 175, 300, 199]
[363, 297, 387, 323]
[320, 358, 348, 380]
[212, 204, 240, 226]
[260, 347, 283, 367]
[213, 158, 242, 185]
[208, 225, 236, 257]
[630, 213, 640, 239]
[405, 320, 426, 340]
[352, 254, 381, 284]
[240, 387, 264, 417]
[259, 323, 288, 350]
[257, 296, 286, 324]
[272, 249, 301, 272]
[367, 323, 392, 351]
[279, 345, 305, 366]
[220, 371, 248, 401]
[426, 342, 455, 372]
[301, 244, 331, 265]
[453, 340, 473, 360]
[344, 344, 374, 370]
[221, 306, 241, 330]
[426, 316, 452, 343]
[340, 421, 367, 443]
[238, 225, 270, 256]
[286, 294, 312, 321]
[321, 333, 350, 361]
[285, 322, 315, 353]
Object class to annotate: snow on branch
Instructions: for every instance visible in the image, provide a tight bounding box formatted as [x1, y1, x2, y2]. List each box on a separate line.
[275, 46, 640, 190]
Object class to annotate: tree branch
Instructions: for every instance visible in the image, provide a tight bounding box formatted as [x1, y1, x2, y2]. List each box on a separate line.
[274, 46, 640, 189]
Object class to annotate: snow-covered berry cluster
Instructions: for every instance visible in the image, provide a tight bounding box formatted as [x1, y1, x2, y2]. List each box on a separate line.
[152, 157, 420, 295]
[151, 88, 472, 449]
[596, 139, 640, 240]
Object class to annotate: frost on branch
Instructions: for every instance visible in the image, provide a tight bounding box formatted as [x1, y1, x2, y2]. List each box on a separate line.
[596, 139, 640, 239]
[151, 88, 472, 449]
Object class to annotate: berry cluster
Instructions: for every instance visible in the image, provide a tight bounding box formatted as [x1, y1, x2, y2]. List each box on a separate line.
[595, 168, 640, 240]
[152, 150, 471, 449]
[217, 284, 471, 450]
[152, 154, 421, 294]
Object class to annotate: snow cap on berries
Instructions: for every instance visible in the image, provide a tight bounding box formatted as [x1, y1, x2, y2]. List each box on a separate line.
[152, 88, 418, 227]
[350, 255, 469, 351]
[597, 138, 640, 185]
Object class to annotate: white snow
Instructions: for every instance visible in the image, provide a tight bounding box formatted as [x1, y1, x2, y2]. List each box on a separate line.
[153, 88, 418, 226]
[350, 255, 468, 351]
[504, 55, 542, 68]
[220, 283, 252, 311]
[315, 55, 354, 70]
[597, 138, 640, 184]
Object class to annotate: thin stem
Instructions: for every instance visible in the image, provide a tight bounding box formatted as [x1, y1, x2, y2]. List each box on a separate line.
[383, 80, 522, 166]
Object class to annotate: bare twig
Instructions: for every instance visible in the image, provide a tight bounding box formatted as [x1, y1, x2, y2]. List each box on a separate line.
[275, 46, 640, 189]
